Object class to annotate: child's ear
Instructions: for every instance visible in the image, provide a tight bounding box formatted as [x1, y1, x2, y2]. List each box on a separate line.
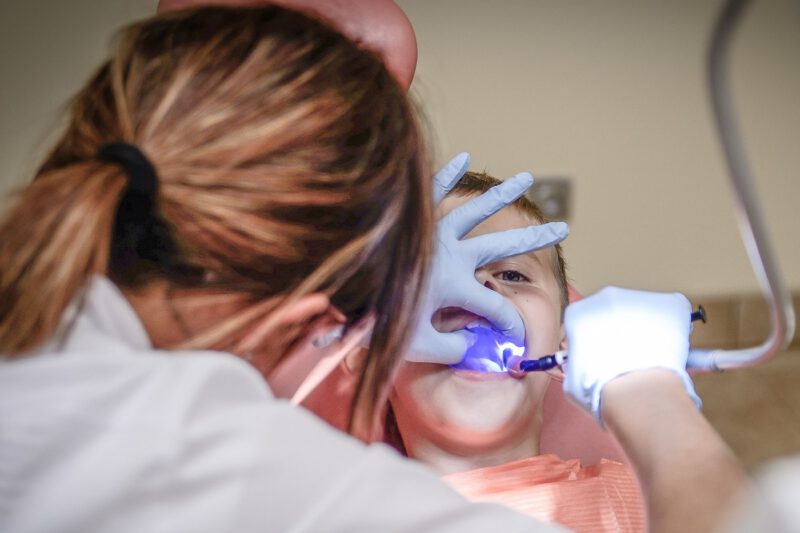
[545, 324, 567, 382]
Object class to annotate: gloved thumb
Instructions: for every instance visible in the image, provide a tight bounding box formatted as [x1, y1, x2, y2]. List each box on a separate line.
[405, 326, 476, 365]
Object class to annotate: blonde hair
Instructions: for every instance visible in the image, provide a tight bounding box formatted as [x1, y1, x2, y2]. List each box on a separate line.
[0, 5, 433, 437]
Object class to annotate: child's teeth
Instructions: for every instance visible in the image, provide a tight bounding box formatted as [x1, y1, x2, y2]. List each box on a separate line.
[466, 319, 493, 330]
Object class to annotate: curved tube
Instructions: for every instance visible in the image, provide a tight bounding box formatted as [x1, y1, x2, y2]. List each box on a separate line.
[687, 0, 796, 371]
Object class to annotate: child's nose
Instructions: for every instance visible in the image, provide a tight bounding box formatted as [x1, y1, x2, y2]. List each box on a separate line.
[475, 269, 500, 292]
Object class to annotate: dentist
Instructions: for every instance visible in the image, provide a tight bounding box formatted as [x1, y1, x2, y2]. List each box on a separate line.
[0, 4, 744, 533]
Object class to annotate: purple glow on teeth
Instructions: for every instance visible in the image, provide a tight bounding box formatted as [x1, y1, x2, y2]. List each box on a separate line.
[450, 326, 525, 373]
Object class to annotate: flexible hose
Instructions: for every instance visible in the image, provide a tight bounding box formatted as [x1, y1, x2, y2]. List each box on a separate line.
[687, 0, 795, 371]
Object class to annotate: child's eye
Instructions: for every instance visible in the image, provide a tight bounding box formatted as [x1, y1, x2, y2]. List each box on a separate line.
[496, 270, 530, 283]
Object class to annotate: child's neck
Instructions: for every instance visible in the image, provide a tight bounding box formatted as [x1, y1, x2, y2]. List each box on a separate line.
[402, 414, 543, 476]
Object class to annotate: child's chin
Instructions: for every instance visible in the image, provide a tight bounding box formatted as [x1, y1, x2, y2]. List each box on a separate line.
[435, 376, 533, 425]
[435, 407, 529, 438]
[449, 368, 513, 381]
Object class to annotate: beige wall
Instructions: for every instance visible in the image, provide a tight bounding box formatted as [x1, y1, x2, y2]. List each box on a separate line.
[398, 0, 800, 296]
[1, 0, 798, 297]
[0, 0, 157, 205]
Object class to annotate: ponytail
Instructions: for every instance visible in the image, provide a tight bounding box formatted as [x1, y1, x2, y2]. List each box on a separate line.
[0, 6, 436, 437]
[0, 163, 125, 355]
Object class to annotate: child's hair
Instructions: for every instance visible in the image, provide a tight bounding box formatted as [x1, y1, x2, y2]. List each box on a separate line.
[0, 5, 433, 438]
[450, 171, 569, 312]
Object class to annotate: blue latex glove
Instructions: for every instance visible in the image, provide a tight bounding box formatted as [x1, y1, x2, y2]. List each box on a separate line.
[406, 153, 570, 364]
[562, 286, 702, 427]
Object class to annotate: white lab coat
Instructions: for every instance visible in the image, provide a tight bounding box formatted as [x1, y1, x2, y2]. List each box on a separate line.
[718, 457, 800, 533]
[0, 277, 564, 533]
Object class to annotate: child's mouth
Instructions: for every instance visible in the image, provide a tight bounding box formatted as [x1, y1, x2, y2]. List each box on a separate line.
[449, 325, 526, 373]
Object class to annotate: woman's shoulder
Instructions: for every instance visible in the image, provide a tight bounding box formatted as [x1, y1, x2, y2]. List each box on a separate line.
[0, 346, 271, 432]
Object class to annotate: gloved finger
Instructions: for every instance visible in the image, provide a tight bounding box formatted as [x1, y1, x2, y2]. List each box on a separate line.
[467, 221, 570, 267]
[405, 327, 475, 365]
[445, 172, 534, 239]
[432, 152, 471, 204]
[447, 282, 526, 344]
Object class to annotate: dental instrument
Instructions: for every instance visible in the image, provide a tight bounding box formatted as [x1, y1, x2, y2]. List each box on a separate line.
[518, 352, 567, 373]
[512, 307, 709, 374]
[688, 0, 796, 371]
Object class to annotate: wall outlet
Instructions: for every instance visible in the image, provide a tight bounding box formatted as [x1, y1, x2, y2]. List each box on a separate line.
[525, 176, 571, 221]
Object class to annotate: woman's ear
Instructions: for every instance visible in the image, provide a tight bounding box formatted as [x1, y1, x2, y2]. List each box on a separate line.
[288, 315, 373, 405]
[343, 346, 369, 376]
[545, 324, 567, 382]
[239, 293, 347, 398]
[235, 293, 333, 358]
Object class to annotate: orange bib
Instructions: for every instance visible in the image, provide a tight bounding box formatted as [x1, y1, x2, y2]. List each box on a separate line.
[443, 455, 645, 533]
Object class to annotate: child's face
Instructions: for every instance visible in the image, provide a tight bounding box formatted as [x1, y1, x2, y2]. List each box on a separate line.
[391, 195, 565, 453]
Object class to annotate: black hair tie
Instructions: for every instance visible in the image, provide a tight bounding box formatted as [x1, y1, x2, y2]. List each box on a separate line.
[96, 142, 203, 284]
[97, 142, 178, 283]
[97, 142, 158, 198]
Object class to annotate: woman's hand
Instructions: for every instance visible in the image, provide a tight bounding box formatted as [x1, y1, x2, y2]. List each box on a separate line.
[562, 286, 700, 425]
[406, 153, 569, 365]
[561, 286, 746, 533]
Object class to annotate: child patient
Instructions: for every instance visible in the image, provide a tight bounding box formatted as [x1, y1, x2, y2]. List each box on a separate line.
[387, 171, 646, 533]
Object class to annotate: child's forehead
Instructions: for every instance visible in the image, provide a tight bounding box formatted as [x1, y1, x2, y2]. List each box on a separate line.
[440, 193, 543, 223]
[440, 194, 544, 236]
[444, 193, 557, 267]
[439, 195, 549, 264]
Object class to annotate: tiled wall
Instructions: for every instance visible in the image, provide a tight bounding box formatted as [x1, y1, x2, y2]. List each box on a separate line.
[690, 293, 800, 471]
[690, 293, 799, 351]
